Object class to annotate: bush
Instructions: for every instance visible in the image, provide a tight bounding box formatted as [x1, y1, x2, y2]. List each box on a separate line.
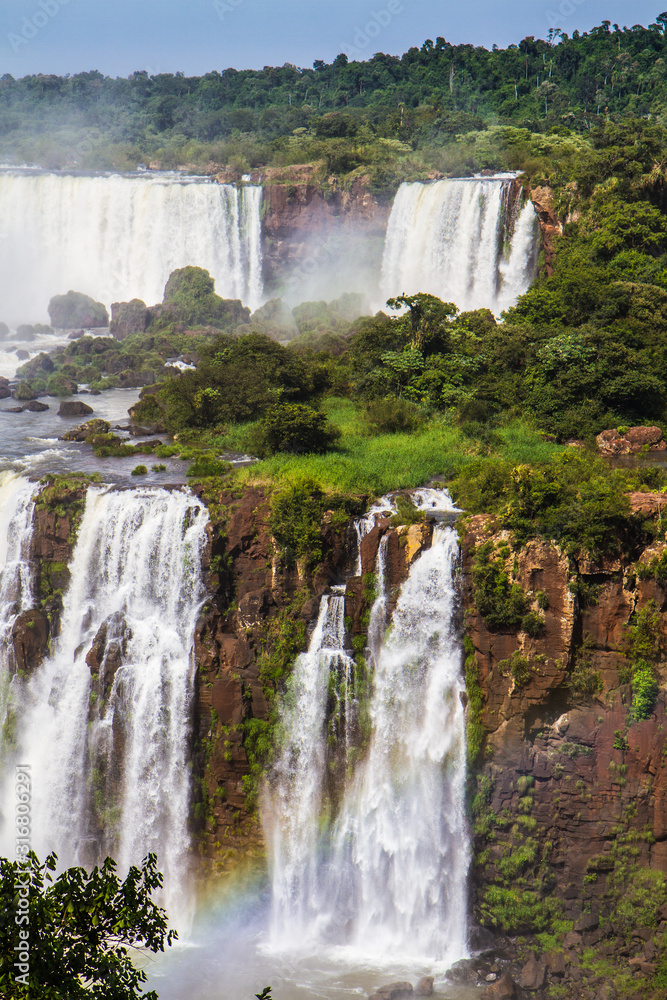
[364, 398, 424, 434]
[390, 494, 426, 527]
[630, 660, 658, 720]
[131, 465, 148, 476]
[256, 403, 340, 456]
[186, 454, 231, 478]
[521, 611, 545, 637]
[269, 477, 325, 566]
[472, 541, 528, 630]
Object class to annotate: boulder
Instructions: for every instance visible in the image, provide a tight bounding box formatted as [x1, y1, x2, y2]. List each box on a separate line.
[518, 955, 547, 990]
[0, 321, 8, 338]
[61, 418, 111, 442]
[596, 426, 666, 455]
[0, 386, 11, 399]
[11, 610, 50, 674]
[481, 973, 517, 1000]
[369, 984, 413, 1000]
[24, 400, 49, 412]
[110, 298, 150, 341]
[574, 912, 599, 932]
[3, 405, 24, 412]
[58, 400, 94, 417]
[414, 977, 433, 996]
[48, 290, 109, 329]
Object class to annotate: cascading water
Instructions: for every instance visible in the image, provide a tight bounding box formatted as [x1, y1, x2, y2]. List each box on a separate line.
[0, 170, 264, 323]
[267, 491, 469, 968]
[267, 587, 354, 940]
[0, 472, 36, 743]
[0, 485, 209, 924]
[380, 177, 538, 314]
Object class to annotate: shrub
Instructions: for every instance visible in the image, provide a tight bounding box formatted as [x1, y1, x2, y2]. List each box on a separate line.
[256, 403, 340, 456]
[499, 652, 533, 686]
[472, 541, 528, 630]
[521, 611, 545, 637]
[131, 465, 147, 476]
[364, 398, 424, 434]
[269, 477, 325, 566]
[535, 590, 549, 610]
[567, 660, 603, 698]
[186, 454, 231, 478]
[390, 494, 427, 527]
[630, 660, 658, 720]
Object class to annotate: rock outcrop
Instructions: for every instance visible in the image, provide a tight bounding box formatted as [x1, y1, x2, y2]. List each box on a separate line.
[529, 185, 562, 275]
[48, 290, 109, 329]
[597, 425, 666, 455]
[110, 298, 150, 340]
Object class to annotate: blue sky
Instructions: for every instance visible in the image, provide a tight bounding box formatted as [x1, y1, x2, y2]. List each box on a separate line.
[0, 0, 663, 78]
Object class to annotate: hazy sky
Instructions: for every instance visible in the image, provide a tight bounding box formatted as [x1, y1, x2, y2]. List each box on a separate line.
[0, 0, 662, 78]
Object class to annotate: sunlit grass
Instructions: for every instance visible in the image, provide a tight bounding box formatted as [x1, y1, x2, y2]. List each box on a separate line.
[222, 397, 565, 497]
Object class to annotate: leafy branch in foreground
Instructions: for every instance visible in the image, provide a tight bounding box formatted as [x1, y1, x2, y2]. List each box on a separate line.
[0, 851, 176, 1000]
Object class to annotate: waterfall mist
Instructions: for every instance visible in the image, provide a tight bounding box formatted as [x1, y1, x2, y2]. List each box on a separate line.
[0, 170, 264, 324]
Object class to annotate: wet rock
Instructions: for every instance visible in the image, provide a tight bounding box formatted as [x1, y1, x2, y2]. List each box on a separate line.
[518, 955, 547, 990]
[3, 405, 24, 412]
[16, 350, 29, 360]
[0, 385, 11, 399]
[414, 977, 433, 996]
[48, 290, 109, 329]
[24, 400, 49, 412]
[545, 951, 568, 976]
[58, 400, 94, 417]
[445, 959, 478, 984]
[61, 418, 110, 442]
[369, 983, 413, 1000]
[110, 298, 150, 340]
[12, 609, 50, 674]
[481, 972, 517, 999]
[85, 611, 132, 702]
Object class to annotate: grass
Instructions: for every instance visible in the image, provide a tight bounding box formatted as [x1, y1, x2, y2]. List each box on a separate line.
[216, 398, 565, 496]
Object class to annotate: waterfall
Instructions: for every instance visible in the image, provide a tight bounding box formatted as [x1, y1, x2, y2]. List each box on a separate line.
[380, 178, 538, 314]
[0, 170, 264, 324]
[267, 491, 469, 967]
[0, 485, 209, 923]
[0, 472, 35, 746]
[266, 587, 354, 939]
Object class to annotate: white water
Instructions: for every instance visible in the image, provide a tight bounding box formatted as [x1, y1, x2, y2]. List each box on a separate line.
[0, 472, 35, 747]
[266, 587, 354, 939]
[267, 491, 469, 968]
[0, 170, 264, 324]
[0, 485, 209, 924]
[380, 178, 538, 314]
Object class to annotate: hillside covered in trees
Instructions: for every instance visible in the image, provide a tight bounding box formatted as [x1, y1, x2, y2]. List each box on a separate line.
[4, 15, 667, 174]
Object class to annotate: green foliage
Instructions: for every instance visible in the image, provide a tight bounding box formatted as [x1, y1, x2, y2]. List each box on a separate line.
[636, 548, 667, 582]
[472, 540, 528, 630]
[130, 465, 147, 476]
[499, 652, 533, 687]
[186, 454, 232, 478]
[480, 885, 559, 934]
[160, 266, 249, 328]
[390, 495, 427, 528]
[567, 659, 603, 699]
[255, 403, 340, 456]
[521, 610, 545, 637]
[630, 660, 659, 720]
[269, 478, 325, 566]
[363, 398, 424, 435]
[464, 639, 485, 766]
[0, 851, 175, 1000]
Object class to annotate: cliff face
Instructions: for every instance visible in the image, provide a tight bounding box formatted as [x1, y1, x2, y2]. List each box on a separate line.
[256, 170, 391, 295]
[189, 489, 433, 877]
[462, 516, 667, 997]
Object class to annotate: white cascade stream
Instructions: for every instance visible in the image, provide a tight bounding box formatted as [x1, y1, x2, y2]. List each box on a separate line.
[267, 490, 469, 968]
[267, 587, 354, 939]
[0, 170, 264, 323]
[0, 472, 36, 747]
[380, 177, 538, 314]
[0, 484, 209, 925]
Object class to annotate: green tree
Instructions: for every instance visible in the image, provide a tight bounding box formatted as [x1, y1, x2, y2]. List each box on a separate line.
[0, 852, 176, 1000]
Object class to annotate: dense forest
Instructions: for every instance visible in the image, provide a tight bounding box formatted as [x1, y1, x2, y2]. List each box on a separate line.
[4, 15, 667, 175]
